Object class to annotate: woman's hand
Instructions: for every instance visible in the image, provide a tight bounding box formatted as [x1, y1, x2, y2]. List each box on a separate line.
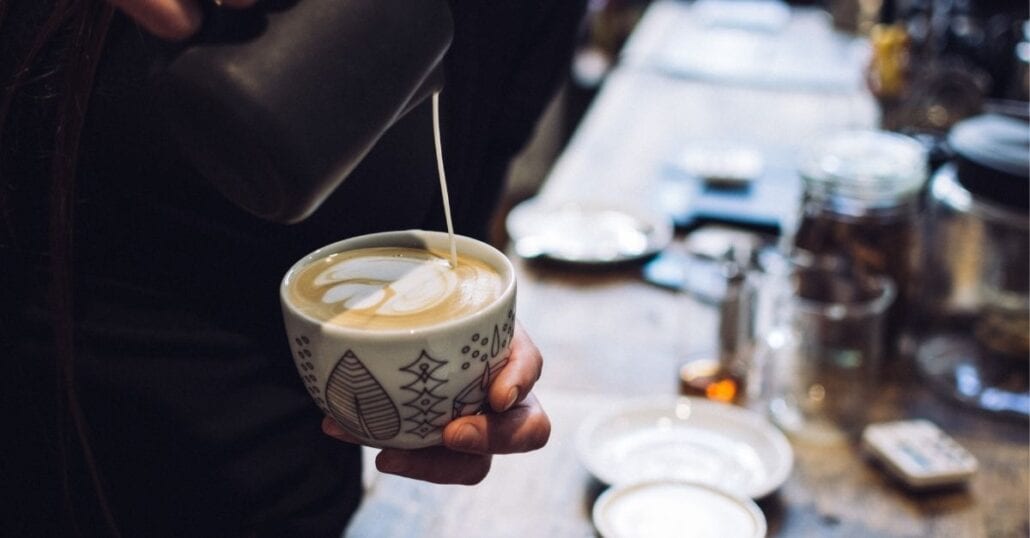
[106, 0, 256, 41]
[321, 322, 551, 485]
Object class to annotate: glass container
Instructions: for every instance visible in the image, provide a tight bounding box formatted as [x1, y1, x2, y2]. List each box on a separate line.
[914, 114, 1029, 417]
[792, 130, 928, 358]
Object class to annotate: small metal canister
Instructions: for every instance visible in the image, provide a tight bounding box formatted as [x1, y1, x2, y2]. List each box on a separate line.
[791, 130, 928, 356]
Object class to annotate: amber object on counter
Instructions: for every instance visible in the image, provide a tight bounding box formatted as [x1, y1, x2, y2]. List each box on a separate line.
[679, 357, 747, 405]
[868, 23, 910, 100]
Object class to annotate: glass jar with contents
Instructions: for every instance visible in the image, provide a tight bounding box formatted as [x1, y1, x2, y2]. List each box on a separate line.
[915, 114, 1029, 418]
[791, 130, 928, 358]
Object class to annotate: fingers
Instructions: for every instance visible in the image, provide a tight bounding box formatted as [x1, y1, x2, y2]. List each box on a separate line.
[442, 393, 551, 455]
[487, 322, 543, 413]
[376, 447, 493, 485]
[108, 0, 202, 40]
[323, 415, 494, 485]
[323, 391, 552, 456]
[321, 416, 364, 444]
[107, 0, 257, 41]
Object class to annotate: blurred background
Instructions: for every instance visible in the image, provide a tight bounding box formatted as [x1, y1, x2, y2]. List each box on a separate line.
[500, 0, 1028, 225]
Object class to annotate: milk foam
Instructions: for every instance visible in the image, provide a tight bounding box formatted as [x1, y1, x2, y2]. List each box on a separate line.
[290, 247, 504, 330]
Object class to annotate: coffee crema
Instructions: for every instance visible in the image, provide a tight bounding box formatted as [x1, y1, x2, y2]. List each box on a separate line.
[288, 246, 504, 330]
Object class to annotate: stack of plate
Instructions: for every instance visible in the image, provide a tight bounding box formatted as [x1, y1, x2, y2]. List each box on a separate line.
[576, 397, 794, 537]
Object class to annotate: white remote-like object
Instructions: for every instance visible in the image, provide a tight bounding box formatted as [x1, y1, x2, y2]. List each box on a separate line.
[861, 419, 978, 489]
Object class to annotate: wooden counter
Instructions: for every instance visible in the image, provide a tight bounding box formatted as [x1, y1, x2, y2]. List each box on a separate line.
[346, 3, 1029, 536]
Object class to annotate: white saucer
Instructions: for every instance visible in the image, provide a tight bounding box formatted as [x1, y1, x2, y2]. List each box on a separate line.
[506, 198, 673, 264]
[592, 480, 766, 538]
[576, 396, 793, 499]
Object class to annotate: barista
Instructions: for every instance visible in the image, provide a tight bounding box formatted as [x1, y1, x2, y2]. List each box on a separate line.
[1, 0, 586, 535]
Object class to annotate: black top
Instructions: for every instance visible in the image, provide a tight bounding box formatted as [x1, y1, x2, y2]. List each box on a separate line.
[2, 1, 584, 536]
[948, 114, 1029, 211]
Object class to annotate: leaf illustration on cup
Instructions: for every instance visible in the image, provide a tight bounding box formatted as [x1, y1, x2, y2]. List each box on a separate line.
[452, 323, 511, 418]
[326, 350, 401, 440]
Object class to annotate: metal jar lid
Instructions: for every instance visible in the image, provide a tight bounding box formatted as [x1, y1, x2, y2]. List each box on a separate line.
[947, 114, 1029, 212]
[799, 130, 929, 218]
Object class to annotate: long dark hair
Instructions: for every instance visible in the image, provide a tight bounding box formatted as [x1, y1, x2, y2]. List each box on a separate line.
[0, 0, 120, 535]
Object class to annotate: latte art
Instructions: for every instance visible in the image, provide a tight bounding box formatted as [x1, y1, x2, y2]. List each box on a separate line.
[289, 247, 504, 329]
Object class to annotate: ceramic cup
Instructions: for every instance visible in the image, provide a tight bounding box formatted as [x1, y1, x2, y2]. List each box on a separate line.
[280, 230, 517, 449]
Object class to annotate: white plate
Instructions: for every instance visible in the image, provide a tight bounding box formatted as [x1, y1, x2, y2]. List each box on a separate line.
[593, 480, 766, 538]
[506, 198, 673, 265]
[576, 396, 793, 499]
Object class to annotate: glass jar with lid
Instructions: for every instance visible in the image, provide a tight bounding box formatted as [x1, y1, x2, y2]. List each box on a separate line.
[915, 114, 1029, 418]
[791, 130, 929, 358]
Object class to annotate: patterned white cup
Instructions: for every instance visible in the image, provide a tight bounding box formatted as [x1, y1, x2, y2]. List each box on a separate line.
[280, 230, 517, 449]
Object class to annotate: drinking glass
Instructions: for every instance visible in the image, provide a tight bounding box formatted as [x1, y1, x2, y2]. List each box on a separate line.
[762, 260, 895, 443]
